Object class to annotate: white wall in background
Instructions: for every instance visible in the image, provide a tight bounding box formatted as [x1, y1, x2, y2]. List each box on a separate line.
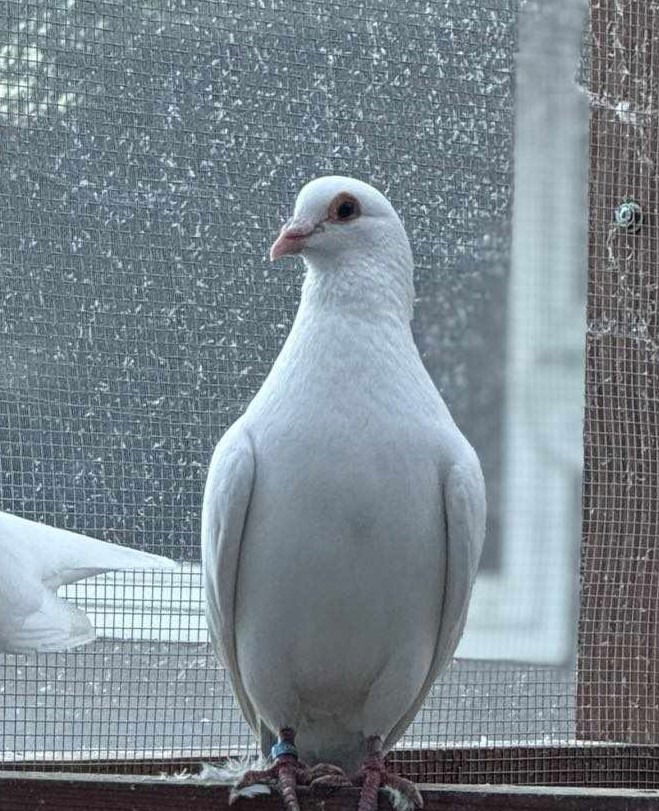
[457, 0, 589, 665]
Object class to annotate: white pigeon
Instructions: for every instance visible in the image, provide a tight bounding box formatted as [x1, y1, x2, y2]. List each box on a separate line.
[0, 510, 177, 653]
[202, 176, 486, 811]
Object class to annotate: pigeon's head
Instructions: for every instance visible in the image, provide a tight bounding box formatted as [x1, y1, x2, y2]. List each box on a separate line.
[270, 176, 411, 270]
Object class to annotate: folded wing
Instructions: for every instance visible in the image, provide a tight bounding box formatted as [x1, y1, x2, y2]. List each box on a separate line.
[201, 426, 258, 732]
[384, 451, 486, 749]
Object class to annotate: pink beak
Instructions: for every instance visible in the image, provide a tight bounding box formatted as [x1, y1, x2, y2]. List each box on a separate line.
[269, 219, 315, 261]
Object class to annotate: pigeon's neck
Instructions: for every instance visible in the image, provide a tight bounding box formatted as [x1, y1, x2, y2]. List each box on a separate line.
[299, 245, 415, 324]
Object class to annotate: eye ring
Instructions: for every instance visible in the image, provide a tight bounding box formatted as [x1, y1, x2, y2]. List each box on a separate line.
[328, 192, 361, 223]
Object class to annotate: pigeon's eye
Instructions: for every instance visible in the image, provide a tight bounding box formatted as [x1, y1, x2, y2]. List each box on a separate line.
[328, 193, 361, 223]
[337, 200, 355, 219]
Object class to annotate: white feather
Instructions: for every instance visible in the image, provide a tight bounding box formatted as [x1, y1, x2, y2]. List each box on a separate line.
[199, 757, 273, 802]
[198, 755, 271, 783]
[382, 785, 418, 811]
[230, 784, 272, 800]
[0, 510, 177, 653]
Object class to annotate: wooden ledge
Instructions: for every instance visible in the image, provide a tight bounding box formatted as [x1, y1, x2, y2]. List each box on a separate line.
[6, 744, 659, 788]
[0, 771, 658, 810]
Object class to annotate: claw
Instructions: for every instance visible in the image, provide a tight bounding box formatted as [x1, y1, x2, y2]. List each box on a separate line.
[231, 728, 307, 811]
[356, 736, 423, 811]
[385, 773, 424, 809]
[307, 762, 353, 795]
[382, 780, 425, 811]
[230, 763, 278, 805]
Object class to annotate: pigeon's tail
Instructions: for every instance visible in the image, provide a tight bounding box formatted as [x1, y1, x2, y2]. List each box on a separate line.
[41, 537, 179, 589]
[6, 592, 96, 653]
[0, 511, 177, 653]
[0, 511, 177, 588]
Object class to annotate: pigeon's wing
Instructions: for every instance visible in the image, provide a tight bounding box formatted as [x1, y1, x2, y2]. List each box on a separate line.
[202, 425, 258, 733]
[384, 447, 486, 749]
[433, 452, 487, 669]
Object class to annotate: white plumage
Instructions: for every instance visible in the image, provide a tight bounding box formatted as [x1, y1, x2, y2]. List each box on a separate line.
[0, 510, 177, 653]
[202, 177, 485, 786]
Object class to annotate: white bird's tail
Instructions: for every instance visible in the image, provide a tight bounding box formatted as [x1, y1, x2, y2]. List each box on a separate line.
[0, 510, 177, 587]
[0, 511, 178, 653]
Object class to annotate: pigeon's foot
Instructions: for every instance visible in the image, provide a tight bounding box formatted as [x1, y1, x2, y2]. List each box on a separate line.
[355, 736, 424, 811]
[230, 728, 307, 811]
[307, 762, 352, 793]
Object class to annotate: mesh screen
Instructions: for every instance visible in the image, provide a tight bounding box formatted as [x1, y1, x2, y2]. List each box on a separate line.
[1, 0, 649, 792]
[578, 0, 659, 759]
